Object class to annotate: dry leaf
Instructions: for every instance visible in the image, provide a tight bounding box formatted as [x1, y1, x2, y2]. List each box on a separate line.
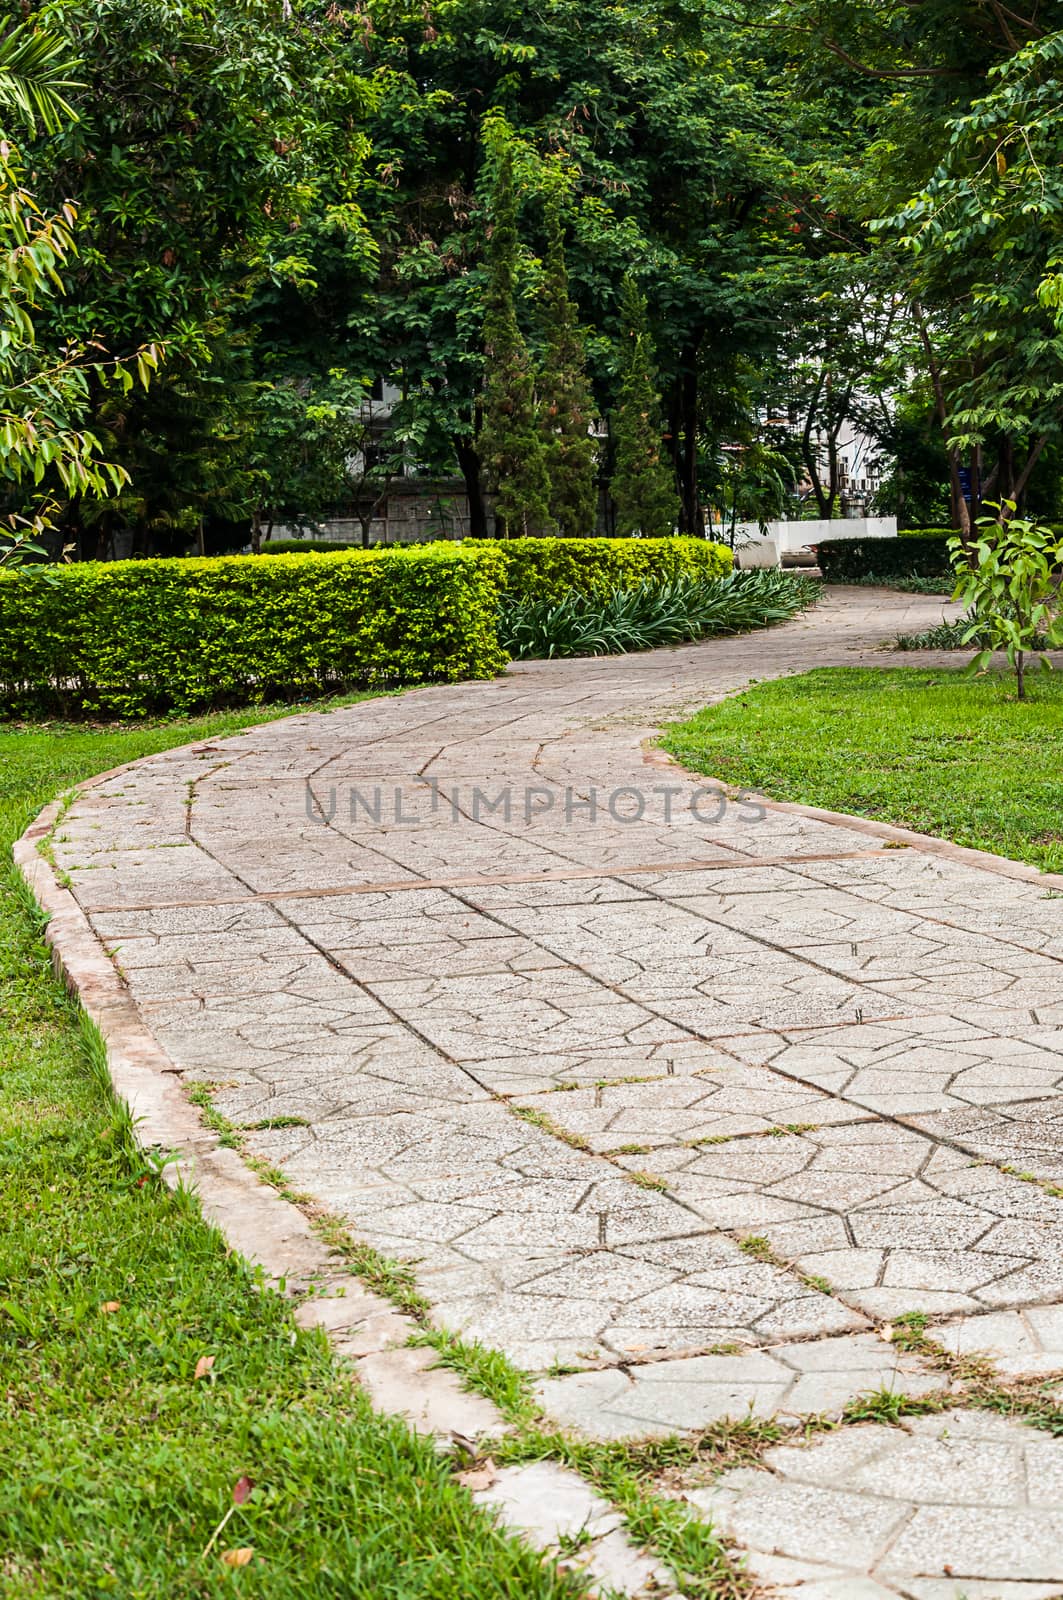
[880, 1324, 894, 1344]
[221, 1547, 253, 1568]
[456, 1457, 497, 1492]
[194, 1354, 215, 1380]
[232, 1476, 254, 1506]
[100, 1301, 121, 1314]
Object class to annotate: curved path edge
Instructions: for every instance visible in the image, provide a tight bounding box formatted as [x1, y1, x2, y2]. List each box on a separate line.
[13, 785, 678, 1600]
[16, 585, 1063, 1599]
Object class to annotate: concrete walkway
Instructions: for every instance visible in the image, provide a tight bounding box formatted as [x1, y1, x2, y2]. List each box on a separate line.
[41, 587, 1063, 1596]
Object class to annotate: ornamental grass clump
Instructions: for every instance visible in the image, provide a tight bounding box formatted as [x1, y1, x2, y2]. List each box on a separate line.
[500, 569, 819, 660]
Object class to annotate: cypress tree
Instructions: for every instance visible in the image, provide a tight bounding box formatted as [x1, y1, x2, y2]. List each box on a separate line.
[538, 194, 598, 536]
[610, 275, 680, 537]
[478, 135, 552, 537]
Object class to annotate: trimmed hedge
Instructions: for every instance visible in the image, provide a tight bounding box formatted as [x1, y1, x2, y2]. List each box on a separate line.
[260, 539, 367, 554]
[479, 535, 733, 600]
[0, 546, 508, 717]
[816, 534, 953, 583]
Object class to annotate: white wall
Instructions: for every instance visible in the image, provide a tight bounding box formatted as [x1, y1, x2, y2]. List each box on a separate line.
[726, 516, 897, 557]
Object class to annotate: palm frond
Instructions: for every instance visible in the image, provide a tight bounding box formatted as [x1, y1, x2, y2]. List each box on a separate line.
[0, 23, 80, 136]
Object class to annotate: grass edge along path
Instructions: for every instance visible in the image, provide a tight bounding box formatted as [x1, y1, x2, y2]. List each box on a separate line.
[0, 700, 595, 1600]
[662, 665, 1063, 876]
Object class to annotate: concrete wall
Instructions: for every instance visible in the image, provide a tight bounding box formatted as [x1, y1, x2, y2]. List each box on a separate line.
[725, 517, 898, 557]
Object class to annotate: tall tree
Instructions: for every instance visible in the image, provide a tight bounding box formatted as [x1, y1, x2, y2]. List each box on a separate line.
[477, 130, 552, 537]
[272, 0, 789, 533]
[777, 0, 1063, 526]
[610, 276, 679, 537]
[0, 20, 157, 562]
[538, 194, 598, 536]
[17, 0, 375, 553]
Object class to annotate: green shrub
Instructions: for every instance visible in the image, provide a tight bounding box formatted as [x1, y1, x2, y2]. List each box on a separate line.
[816, 534, 953, 583]
[479, 535, 732, 601]
[259, 539, 369, 554]
[501, 570, 818, 659]
[0, 547, 508, 718]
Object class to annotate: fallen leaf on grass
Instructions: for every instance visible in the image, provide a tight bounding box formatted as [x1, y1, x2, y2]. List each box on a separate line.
[455, 1457, 497, 1492]
[194, 1355, 215, 1380]
[221, 1547, 253, 1568]
[100, 1302, 121, 1314]
[232, 1476, 254, 1506]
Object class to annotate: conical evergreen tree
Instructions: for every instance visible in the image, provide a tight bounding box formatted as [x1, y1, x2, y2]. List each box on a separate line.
[477, 134, 552, 538]
[610, 275, 680, 537]
[538, 195, 598, 536]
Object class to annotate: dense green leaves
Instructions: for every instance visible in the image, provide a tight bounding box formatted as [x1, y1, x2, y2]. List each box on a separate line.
[501, 569, 817, 658]
[610, 277, 680, 537]
[477, 130, 553, 535]
[0, 545, 509, 714]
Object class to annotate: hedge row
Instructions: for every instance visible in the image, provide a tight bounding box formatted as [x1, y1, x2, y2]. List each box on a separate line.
[481, 535, 732, 600]
[0, 545, 509, 717]
[816, 534, 953, 583]
[0, 536, 732, 717]
[258, 535, 734, 595]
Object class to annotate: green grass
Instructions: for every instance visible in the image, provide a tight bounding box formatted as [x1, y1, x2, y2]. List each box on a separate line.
[663, 666, 1063, 874]
[0, 703, 587, 1600]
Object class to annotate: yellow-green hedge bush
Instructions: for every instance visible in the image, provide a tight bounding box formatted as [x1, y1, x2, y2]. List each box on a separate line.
[483, 536, 733, 600]
[0, 545, 508, 717]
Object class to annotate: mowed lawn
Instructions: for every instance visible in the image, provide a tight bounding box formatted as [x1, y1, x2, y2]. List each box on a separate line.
[663, 667, 1063, 875]
[0, 713, 583, 1600]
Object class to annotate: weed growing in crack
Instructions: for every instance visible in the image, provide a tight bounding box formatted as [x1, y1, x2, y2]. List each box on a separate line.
[626, 1170, 670, 1192]
[510, 1104, 593, 1152]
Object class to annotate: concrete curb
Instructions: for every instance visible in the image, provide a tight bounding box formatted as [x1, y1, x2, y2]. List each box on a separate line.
[12, 793, 677, 1600]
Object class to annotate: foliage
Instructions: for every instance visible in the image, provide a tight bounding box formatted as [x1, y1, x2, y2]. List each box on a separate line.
[0, 28, 160, 560]
[949, 512, 1063, 699]
[0, 19, 78, 133]
[0, 546, 508, 716]
[610, 277, 679, 537]
[21, 0, 376, 551]
[258, 539, 373, 555]
[501, 570, 819, 659]
[477, 129, 552, 536]
[816, 534, 954, 584]
[538, 194, 598, 537]
[248, 372, 434, 548]
[663, 664, 1063, 873]
[895, 612, 1052, 653]
[485, 534, 731, 602]
[258, 0, 790, 537]
[883, 32, 1063, 512]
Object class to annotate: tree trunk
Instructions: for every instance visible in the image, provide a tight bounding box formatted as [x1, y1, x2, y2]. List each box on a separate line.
[1016, 650, 1026, 701]
[800, 369, 830, 518]
[455, 437, 488, 538]
[675, 352, 704, 535]
[911, 301, 972, 538]
[251, 507, 263, 555]
[1011, 433, 1047, 509]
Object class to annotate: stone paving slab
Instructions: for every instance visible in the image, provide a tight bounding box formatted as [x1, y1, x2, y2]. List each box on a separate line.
[693, 1410, 1063, 1594]
[512, 1068, 870, 1151]
[614, 1124, 1063, 1320]
[36, 586, 1063, 1594]
[535, 1329, 948, 1439]
[719, 1016, 1063, 1116]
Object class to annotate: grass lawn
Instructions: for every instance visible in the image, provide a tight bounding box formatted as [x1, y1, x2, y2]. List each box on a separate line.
[0, 706, 584, 1600]
[663, 666, 1063, 875]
